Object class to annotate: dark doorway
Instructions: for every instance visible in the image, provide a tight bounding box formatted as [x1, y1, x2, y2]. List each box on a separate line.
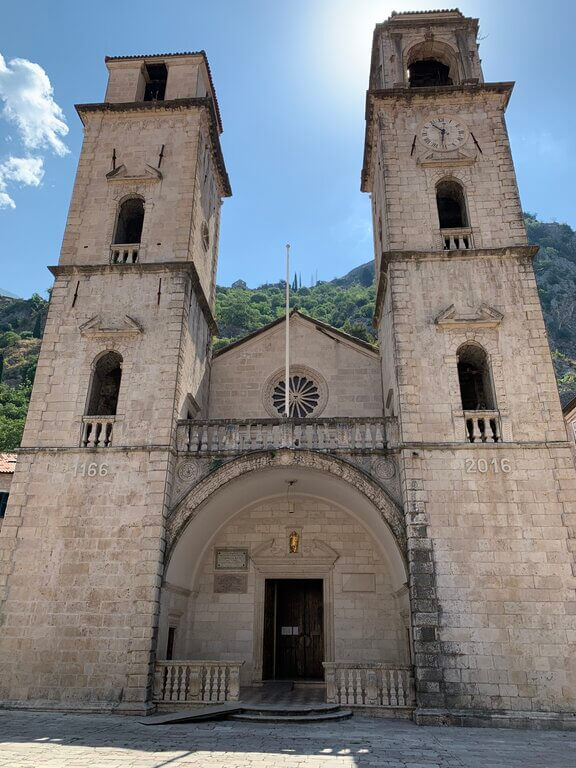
[263, 579, 324, 680]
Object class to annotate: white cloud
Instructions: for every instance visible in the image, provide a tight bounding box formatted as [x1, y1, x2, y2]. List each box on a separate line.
[0, 54, 69, 156]
[0, 53, 67, 209]
[0, 155, 44, 209]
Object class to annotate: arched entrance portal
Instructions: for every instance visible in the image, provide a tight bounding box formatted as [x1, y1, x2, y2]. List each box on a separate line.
[158, 452, 410, 700]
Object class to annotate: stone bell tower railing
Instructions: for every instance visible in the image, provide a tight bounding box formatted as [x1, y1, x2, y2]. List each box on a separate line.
[176, 417, 398, 454]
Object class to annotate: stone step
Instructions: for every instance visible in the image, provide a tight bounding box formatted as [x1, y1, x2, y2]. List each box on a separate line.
[238, 703, 341, 717]
[230, 709, 353, 723]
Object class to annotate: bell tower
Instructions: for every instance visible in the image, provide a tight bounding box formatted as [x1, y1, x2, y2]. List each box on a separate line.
[363, 11, 576, 726]
[0, 52, 230, 712]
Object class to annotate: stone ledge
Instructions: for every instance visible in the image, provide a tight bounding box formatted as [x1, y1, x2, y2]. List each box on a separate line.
[0, 700, 156, 716]
[414, 707, 576, 731]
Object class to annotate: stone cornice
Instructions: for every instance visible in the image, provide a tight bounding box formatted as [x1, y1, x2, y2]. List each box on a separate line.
[49, 261, 218, 335]
[373, 245, 539, 327]
[361, 82, 514, 192]
[75, 97, 232, 197]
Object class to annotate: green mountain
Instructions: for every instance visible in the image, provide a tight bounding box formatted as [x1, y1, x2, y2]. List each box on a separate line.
[1, 215, 575, 450]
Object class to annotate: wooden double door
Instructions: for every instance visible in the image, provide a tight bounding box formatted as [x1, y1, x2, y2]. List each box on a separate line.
[262, 579, 324, 680]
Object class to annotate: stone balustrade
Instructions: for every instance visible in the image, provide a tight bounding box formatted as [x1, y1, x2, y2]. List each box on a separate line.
[153, 660, 243, 705]
[81, 416, 114, 448]
[110, 244, 140, 264]
[463, 410, 501, 443]
[441, 227, 474, 251]
[323, 662, 415, 708]
[176, 417, 396, 454]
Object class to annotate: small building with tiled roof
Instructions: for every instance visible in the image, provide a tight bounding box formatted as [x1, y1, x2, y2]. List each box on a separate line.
[0, 452, 16, 522]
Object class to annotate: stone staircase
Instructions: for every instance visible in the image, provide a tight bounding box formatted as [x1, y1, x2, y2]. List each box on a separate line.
[229, 704, 352, 723]
[143, 681, 352, 725]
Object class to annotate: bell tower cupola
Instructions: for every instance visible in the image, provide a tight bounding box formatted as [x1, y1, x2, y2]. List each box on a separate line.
[369, 9, 483, 90]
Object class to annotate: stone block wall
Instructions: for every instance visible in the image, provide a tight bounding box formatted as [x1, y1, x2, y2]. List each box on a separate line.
[370, 89, 527, 255]
[0, 449, 169, 710]
[21, 268, 206, 449]
[382, 251, 566, 445]
[403, 445, 576, 714]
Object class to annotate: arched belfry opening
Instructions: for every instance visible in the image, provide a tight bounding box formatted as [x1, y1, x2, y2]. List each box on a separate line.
[409, 58, 452, 87]
[113, 198, 144, 245]
[86, 351, 123, 416]
[436, 179, 468, 229]
[405, 40, 459, 88]
[457, 343, 495, 411]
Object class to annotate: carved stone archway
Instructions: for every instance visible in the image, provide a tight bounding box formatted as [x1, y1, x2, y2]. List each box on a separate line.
[165, 449, 406, 565]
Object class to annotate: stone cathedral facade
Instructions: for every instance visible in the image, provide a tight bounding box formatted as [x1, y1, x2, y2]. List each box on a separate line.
[0, 10, 575, 728]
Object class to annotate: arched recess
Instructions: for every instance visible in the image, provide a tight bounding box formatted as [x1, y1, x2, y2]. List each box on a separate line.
[404, 40, 461, 87]
[165, 449, 407, 590]
[161, 450, 410, 676]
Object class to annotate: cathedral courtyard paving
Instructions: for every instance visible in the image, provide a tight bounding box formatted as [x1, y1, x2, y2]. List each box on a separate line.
[0, 711, 574, 768]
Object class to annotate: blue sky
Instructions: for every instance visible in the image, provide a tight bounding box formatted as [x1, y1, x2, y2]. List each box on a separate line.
[1, 0, 575, 297]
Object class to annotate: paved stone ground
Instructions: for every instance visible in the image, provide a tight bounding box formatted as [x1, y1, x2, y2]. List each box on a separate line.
[0, 710, 574, 768]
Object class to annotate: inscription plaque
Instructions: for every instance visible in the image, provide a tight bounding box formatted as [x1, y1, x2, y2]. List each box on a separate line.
[214, 573, 248, 594]
[214, 548, 249, 571]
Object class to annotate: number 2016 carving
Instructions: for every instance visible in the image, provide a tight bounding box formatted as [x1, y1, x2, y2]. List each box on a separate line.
[465, 458, 511, 474]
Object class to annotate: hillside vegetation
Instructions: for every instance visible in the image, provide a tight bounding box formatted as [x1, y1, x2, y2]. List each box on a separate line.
[1, 214, 575, 450]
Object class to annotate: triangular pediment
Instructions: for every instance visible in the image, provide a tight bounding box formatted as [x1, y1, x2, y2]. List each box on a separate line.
[79, 314, 144, 337]
[435, 304, 503, 330]
[106, 163, 162, 181]
[251, 537, 339, 573]
[213, 310, 378, 359]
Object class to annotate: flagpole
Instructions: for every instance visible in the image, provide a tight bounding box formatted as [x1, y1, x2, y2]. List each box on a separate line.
[285, 243, 290, 418]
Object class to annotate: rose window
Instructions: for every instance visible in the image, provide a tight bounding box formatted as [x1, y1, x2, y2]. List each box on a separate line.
[271, 374, 321, 418]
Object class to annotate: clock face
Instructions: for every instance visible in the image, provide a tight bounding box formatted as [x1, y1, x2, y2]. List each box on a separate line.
[420, 117, 468, 152]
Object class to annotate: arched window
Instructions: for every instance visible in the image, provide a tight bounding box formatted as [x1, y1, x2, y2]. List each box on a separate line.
[113, 198, 144, 245]
[436, 179, 468, 229]
[409, 59, 452, 87]
[86, 352, 123, 416]
[457, 344, 495, 411]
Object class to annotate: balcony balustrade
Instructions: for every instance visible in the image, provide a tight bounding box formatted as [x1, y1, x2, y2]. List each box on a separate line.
[81, 416, 114, 448]
[153, 660, 243, 705]
[176, 417, 395, 454]
[323, 662, 415, 709]
[440, 227, 474, 251]
[463, 410, 501, 443]
[110, 244, 140, 264]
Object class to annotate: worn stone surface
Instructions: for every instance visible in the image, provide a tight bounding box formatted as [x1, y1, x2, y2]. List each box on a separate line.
[0, 711, 575, 767]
